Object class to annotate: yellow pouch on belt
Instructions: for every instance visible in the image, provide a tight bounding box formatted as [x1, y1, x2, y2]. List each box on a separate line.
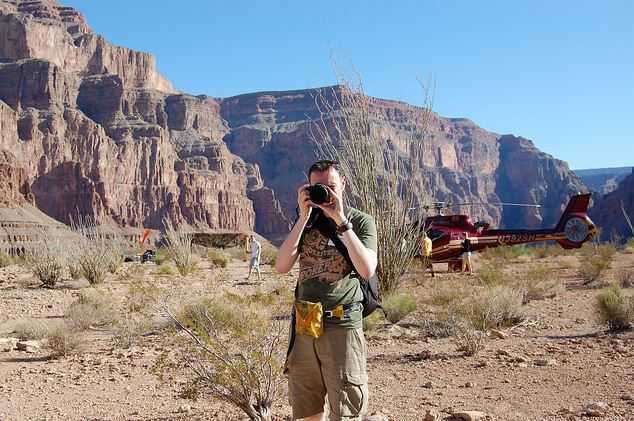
[294, 300, 323, 338]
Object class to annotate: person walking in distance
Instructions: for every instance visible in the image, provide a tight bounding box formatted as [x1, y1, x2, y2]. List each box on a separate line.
[420, 230, 434, 277]
[461, 232, 473, 275]
[275, 160, 378, 421]
[247, 234, 261, 281]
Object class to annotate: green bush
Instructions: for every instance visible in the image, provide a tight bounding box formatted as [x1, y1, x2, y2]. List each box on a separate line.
[480, 244, 530, 263]
[207, 249, 229, 268]
[578, 245, 615, 285]
[382, 293, 417, 324]
[596, 284, 634, 331]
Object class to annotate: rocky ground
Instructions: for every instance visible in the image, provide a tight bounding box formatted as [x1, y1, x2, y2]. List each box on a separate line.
[1, 247, 634, 421]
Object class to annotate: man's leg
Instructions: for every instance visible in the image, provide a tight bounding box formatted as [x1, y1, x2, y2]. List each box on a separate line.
[256, 263, 261, 281]
[287, 334, 327, 420]
[317, 326, 368, 421]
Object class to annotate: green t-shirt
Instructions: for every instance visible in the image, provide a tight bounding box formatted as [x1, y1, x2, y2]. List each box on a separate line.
[297, 207, 378, 329]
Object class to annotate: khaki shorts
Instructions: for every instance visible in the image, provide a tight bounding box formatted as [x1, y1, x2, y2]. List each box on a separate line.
[287, 325, 368, 420]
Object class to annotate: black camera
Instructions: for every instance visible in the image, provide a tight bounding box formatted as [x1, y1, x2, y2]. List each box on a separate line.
[306, 183, 330, 204]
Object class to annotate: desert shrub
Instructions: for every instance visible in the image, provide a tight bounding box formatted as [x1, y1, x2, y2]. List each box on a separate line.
[460, 286, 525, 330]
[127, 278, 161, 313]
[578, 246, 615, 285]
[419, 311, 462, 338]
[163, 219, 196, 276]
[224, 246, 248, 262]
[65, 289, 115, 330]
[207, 249, 229, 268]
[260, 246, 277, 265]
[596, 284, 634, 331]
[47, 325, 84, 358]
[113, 314, 149, 348]
[154, 248, 169, 265]
[428, 278, 471, 307]
[516, 264, 561, 303]
[382, 293, 417, 324]
[0, 251, 13, 268]
[618, 269, 634, 288]
[533, 244, 567, 259]
[362, 310, 385, 332]
[476, 263, 509, 286]
[624, 238, 634, 254]
[453, 324, 487, 356]
[25, 234, 66, 287]
[13, 318, 50, 340]
[162, 296, 286, 421]
[154, 264, 176, 277]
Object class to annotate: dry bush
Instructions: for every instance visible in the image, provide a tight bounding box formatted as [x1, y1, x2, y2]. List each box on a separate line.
[460, 286, 525, 330]
[127, 278, 161, 313]
[382, 293, 417, 324]
[13, 318, 50, 340]
[25, 235, 65, 288]
[313, 79, 433, 295]
[224, 246, 247, 262]
[154, 264, 176, 277]
[47, 325, 84, 358]
[161, 295, 287, 421]
[453, 325, 487, 356]
[533, 244, 567, 259]
[428, 278, 471, 307]
[516, 264, 562, 303]
[260, 246, 277, 266]
[578, 245, 615, 286]
[362, 310, 385, 332]
[479, 244, 529, 263]
[66, 289, 115, 330]
[596, 283, 634, 331]
[618, 269, 634, 288]
[419, 311, 462, 339]
[154, 248, 169, 265]
[113, 314, 150, 349]
[207, 249, 229, 268]
[163, 219, 196, 276]
[624, 238, 634, 254]
[0, 250, 13, 268]
[476, 263, 509, 286]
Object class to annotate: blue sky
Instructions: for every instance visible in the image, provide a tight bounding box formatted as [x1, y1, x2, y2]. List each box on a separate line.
[64, 0, 633, 170]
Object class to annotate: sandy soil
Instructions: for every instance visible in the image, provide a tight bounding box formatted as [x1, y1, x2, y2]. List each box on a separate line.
[1, 249, 634, 421]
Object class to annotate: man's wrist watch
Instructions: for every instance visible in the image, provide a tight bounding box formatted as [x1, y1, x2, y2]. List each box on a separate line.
[336, 219, 353, 234]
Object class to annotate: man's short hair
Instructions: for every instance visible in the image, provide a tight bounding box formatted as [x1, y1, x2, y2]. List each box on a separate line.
[307, 159, 340, 179]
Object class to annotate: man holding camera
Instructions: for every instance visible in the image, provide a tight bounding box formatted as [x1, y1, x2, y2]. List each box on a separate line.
[276, 160, 378, 421]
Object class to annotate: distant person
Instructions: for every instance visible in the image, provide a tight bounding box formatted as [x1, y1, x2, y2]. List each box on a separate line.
[461, 233, 473, 274]
[246, 235, 261, 281]
[420, 231, 434, 277]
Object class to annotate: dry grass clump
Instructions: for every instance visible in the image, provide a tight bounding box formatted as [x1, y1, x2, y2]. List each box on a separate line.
[596, 283, 634, 331]
[25, 235, 65, 288]
[480, 244, 530, 263]
[47, 325, 84, 357]
[163, 219, 196, 276]
[362, 310, 385, 332]
[154, 264, 176, 277]
[382, 293, 417, 324]
[224, 246, 247, 262]
[161, 294, 287, 421]
[476, 263, 509, 286]
[453, 325, 487, 356]
[66, 289, 116, 330]
[578, 244, 616, 286]
[419, 311, 462, 339]
[0, 250, 13, 268]
[428, 278, 472, 307]
[516, 264, 562, 303]
[207, 248, 229, 268]
[460, 286, 526, 330]
[127, 278, 161, 313]
[532, 244, 567, 259]
[13, 318, 50, 340]
[113, 314, 150, 349]
[260, 245, 277, 266]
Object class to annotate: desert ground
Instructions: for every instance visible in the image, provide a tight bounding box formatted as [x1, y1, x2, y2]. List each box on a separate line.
[1, 243, 634, 421]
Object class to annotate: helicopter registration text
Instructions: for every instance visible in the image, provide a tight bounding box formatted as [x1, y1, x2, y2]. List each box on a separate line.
[499, 233, 538, 243]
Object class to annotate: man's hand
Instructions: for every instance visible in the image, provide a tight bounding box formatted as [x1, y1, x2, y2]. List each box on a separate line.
[297, 184, 312, 221]
[315, 185, 346, 225]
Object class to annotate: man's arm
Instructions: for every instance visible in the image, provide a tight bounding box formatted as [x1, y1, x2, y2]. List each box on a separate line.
[338, 228, 377, 280]
[275, 184, 312, 274]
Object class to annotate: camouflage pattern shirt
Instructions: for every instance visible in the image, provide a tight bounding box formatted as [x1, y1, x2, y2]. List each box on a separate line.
[298, 207, 378, 329]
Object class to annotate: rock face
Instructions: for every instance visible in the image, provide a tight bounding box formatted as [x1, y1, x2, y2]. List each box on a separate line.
[0, 0, 588, 241]
[590, 169, 634, 241]
[574, 167, 633, 195]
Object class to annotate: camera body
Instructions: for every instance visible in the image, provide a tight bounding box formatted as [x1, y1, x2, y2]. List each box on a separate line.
[306, 183, 330, 204]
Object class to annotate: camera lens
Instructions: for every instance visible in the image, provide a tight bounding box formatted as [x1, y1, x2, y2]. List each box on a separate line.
[307, 183, 330, 204]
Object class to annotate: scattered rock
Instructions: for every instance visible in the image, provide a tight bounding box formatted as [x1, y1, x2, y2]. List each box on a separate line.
[465, 382, 475, 388]
[534, 358, 557, 367]
[177, 404, 192, 414]
[363, 413, 388, 421]
[582, 402, 608, 417]
[489, 329, 508, 339]
[496, 349, 512, 357]
[451, 410, 488, 421]
[16, 340, 40, 353]
[0, 338, 18, 352]
[424, 409, 441, 421]
[621, 393, 633, 401]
